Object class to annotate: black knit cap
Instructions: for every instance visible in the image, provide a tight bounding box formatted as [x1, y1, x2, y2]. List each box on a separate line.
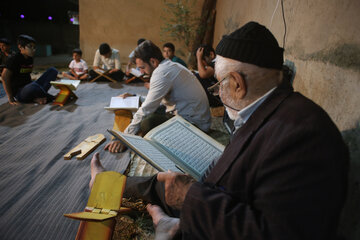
[216, 21, 284, 70]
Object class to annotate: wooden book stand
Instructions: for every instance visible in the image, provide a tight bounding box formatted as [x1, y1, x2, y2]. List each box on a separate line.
[51, 82, 78, 106]
[124, 75, 150, 84]
[64, 134, 106, 160]
[90, 70, 117, 83]
[64, 172, 131, 240]
[113, 110, 133, 133]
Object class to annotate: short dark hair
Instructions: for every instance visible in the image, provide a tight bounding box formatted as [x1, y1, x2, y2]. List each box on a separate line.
[99, 43, 111, 55]
[163, 42, 175, 52]
[199, 44, 215, 58]
[17, 35, 36, 47]
[137, 38, 146, 45]
[134, 40, 164, 64]
[0, 38, 11, 45]
[72, 48, 82, 56]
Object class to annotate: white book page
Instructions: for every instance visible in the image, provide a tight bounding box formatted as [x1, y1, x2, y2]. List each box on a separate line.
[96, 69, 105, 74]
[130, 68, 142, 77]
[59, 79, 80, 89]
[117, 133, 181, 173]
[105, 96, 139, 110]
[146, 116, 224, 178]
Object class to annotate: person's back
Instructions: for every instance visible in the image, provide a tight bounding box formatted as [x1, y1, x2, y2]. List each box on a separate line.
[151, 59, 211, 131]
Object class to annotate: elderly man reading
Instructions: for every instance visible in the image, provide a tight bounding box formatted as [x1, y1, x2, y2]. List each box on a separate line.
[91, 22, 349, 239]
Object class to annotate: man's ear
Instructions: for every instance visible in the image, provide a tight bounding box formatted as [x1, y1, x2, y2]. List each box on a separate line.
[149, 58, 159, 68]
[229, 71, 247, 99]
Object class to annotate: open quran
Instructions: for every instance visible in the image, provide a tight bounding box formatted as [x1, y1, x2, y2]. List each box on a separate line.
[108, 116, 224, 180]
[104, 96, 140, 111]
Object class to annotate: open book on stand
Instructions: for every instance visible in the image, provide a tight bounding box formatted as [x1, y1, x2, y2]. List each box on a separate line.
[50, 79, 80, 90]
[108, 116, 225, 181]
[104, 96, 140, 111]
[130, 68, 143, 77]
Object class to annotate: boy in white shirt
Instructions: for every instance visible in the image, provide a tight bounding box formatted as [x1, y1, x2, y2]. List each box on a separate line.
[89, 43, 125, 81]
[63, 48, 89, 80]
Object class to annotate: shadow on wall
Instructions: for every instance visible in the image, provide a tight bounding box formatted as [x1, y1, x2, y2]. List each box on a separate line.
[338, 122, 360, 239]
[286, 43, 360, 72]
[223, 14, 241, 35]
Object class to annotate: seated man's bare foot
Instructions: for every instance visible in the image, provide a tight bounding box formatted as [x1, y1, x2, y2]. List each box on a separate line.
[89, 152, 105, 189]
[147, 204, 180, 240]
[34, 97, 47, 104]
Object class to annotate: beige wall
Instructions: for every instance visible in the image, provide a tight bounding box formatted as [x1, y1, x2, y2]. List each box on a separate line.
[214, 0, 360, 132]
[79, 0, 203, 67]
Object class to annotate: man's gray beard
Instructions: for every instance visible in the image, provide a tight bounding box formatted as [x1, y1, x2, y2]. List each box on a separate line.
[225, 106, 238, 120]
[221, 86, 240, 120]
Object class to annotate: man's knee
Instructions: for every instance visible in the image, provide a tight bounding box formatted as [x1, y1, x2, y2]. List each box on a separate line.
[124, 175, 160, 201]
[140, 113, 169, 135]
[46, 67, 59, 76]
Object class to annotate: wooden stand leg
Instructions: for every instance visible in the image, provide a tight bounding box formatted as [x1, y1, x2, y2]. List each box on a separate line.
[90, 70, 117, 83]
[53, 85, 78, 106]
[113, 110, 133, 134]
[75, 219, 115, 240]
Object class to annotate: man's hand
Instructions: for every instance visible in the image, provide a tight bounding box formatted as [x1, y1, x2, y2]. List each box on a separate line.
[116, 92, 135, 98]
[144, 82, 150, 89]
[196, 47, 204, 60]
[157, 171, 195, 210]
[8, 96, 19, 105]
[109, 69, 119, 74]
[104, 140, 127, 153]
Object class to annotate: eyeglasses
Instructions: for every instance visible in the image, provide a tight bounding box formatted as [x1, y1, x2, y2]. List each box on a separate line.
[25, 45, 36, 50]
[207, 76, 228, 96]
[207, 72, 246, 97]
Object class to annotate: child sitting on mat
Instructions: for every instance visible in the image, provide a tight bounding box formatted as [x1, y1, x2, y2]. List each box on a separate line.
[63, 48, 89, 80]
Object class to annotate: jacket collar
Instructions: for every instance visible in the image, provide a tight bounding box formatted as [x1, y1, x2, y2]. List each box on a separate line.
[206, 83, 294, 183]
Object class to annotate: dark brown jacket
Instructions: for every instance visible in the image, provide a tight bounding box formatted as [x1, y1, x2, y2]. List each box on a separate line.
[181, 84, 349, 239]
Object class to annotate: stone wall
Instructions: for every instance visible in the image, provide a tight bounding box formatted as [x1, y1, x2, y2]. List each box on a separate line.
[79, 0, 203, 67]
[214, 0, 360, 132]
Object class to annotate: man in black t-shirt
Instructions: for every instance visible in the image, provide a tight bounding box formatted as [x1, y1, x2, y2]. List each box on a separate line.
[1, 35, 58, 105]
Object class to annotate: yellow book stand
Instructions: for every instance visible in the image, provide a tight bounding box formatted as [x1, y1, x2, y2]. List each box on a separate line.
[112, 110, 132, 139]
[51, 81, 79, 106]
[64, 171, 131, 240]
